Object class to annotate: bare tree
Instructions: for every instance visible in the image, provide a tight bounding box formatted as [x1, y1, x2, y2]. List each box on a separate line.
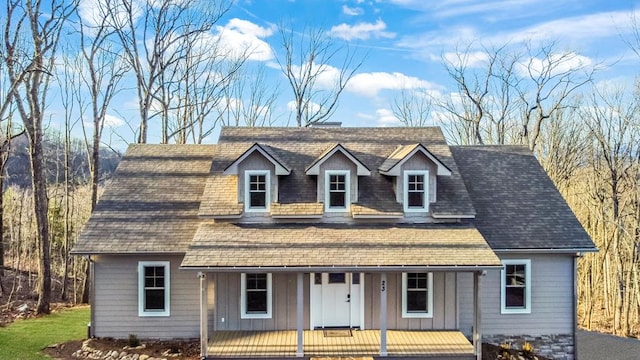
[440, 41, 594, 151]
[391, 87, 434, 127]
[2, 0, 76, 314]
[102, 0, 230, 143]
[221, 63, 280, 128]
[277, 26, 364, 127]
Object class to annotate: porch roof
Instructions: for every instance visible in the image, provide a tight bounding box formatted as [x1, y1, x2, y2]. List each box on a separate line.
[180, 222, 501, 269]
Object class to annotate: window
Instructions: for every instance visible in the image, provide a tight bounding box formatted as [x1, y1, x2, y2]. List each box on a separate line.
[402, 272, 433, 318]
[325, 171, 350, 211]
[138, 261, 170, 317]
[501, 259, 532, 314]
[241, 273, 272, 319]
[245, 171, 270, 212]
[403, 171, 429, 212]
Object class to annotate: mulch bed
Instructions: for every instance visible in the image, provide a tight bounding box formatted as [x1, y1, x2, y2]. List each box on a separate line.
[44, 338, 201, 360]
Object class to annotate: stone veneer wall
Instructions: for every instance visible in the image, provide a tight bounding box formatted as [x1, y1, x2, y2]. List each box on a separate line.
[483, 334, 574, 360]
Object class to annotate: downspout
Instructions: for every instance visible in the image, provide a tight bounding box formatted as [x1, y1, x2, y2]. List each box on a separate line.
[573, 255, 579, 360]
[86, 255, 95, 338]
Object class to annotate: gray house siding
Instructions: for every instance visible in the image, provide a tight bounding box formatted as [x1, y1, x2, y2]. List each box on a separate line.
[458, 254, 574, 337]
[93, 255, 199, 339]
[210, 272, 310, 331]
[364, 272, 458, 330]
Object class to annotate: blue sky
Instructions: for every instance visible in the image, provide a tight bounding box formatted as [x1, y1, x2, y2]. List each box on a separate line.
[69, 0, 640, 146]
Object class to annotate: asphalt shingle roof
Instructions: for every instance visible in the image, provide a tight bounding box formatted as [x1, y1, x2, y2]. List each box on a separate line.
[181, 223, 501, 268]
[71, 144, 216, 254]
[451, 145, 596, 251]
[200, 127, 475, 217]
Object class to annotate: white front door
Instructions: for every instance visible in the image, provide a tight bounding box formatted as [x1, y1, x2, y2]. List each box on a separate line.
[310, 272, 363, 329]
[322, 273, 351, 327]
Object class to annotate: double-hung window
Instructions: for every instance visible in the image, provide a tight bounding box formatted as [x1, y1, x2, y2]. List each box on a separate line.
[501, 259, 531, 314]
[138, 261, 170, 317]
[325, 171, 350, 211]
[241, 273, 272, 319]
[245, 171, 270, 212]
[402, 272, 433, 318]
[404, 170, 429, 212]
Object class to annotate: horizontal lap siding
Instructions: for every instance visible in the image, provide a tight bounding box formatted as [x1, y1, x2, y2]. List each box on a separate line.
[93, 255, 199, 339]
[458, 254, 574, 337]
[212, 273, 309, 331]
[364, 272, 457, 330]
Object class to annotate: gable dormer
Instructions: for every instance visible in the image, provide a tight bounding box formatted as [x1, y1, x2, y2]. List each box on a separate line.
[305, 144, 370, 212]
[379, 144, 451, 213]
[224, 143, 290, 213]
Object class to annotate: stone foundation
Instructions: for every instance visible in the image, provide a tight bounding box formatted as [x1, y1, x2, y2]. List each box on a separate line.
[483, 334, 574, 360]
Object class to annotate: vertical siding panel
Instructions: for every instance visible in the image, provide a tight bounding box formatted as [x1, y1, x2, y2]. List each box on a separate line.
[445, 272, 457, 329]
[93, 255, 199, 339]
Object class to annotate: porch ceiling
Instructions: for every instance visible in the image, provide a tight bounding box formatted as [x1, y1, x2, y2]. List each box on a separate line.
[181, 223, 501, 269]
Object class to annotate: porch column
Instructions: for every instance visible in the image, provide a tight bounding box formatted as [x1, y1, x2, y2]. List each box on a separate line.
[473, 271, 482, 360]
[296, 272, 304, 357]
[380, 272, 388, 357]
[199, 272, 208, 359]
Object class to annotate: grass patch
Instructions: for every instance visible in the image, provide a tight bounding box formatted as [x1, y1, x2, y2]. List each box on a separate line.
[0, 305, 89, 360]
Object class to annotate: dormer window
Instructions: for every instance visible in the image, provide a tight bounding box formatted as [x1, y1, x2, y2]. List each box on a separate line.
[404, 170, 428, 212]
[325, 170, 350, 211]
[245, 170, 270, 212]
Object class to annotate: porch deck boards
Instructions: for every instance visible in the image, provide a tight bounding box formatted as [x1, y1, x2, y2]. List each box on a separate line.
[208, 330, 473, 357]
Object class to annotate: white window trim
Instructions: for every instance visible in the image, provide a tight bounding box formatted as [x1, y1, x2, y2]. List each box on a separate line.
[401, 272, 433, 318]
[240, 273, 273, 319]
[324, 170, 350, 212]
[244, 170, 270, 212]
[138, 261, 170, 317]
[501, 259, 532, 314]
[403, 170, 429, 213]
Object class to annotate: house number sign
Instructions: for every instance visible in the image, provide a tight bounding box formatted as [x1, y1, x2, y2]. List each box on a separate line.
[381, 280, 386, 292]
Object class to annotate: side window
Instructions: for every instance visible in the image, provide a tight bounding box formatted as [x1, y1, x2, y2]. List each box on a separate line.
[325, 171, 350, 211]
[138, 261, 170, 317]
[403, 170, 429, 212]
[402, 272, 433, 318]
[241, 273, 272, 319]
[245, 171, 270, 212]
[501, 259, 532, 314]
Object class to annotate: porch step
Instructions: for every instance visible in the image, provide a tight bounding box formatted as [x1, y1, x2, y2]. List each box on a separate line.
[311, 358, 374, 360]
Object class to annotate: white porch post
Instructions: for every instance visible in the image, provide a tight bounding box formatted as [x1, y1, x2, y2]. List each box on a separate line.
[380, 272, 388, 357]
[296, 272, 304, 357]
[199, 272, 208, 359]
[473, 271, 482, 360]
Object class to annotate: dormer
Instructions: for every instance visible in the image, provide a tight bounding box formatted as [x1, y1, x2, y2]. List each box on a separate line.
[379, 144, 451, 213]
[305, 144, 370, 212]
[224, 143, 290, 213]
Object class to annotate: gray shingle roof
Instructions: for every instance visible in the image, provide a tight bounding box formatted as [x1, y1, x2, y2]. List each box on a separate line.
[71, 144, 216, 254]
[201, 127, 475, 217]
[181, 223, 501, 268]
[451, 145, 596, 251]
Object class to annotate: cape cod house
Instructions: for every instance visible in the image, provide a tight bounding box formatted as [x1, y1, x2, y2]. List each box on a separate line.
[71, 126, 597, 360]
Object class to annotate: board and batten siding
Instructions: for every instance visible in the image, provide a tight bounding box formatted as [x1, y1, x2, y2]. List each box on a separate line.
[364, 272, 458, 330]
[210, 272, 310, 331]
[93, 255, 199, 339]
[458, 254, 574, 337]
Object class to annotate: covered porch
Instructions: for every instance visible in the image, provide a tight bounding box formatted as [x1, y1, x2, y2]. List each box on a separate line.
[208, 329, 474, 358]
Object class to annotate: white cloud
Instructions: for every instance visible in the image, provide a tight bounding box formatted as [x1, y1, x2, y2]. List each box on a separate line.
[342, 5, 364, 16]
[346, 72, 438, 97]
[104, 114, 125, 128]
[78, 0, 142, 31]
[442, 51, 490, 68]
[287, 100, 321, 114]
[288, 62, 342, 89]
[212, 18, 275, 61]
[328, 19, 395, 41]
[375, 108, 401, 126]
[516, 52, 593, 78]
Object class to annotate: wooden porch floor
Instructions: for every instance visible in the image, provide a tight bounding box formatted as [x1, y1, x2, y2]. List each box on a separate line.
[208, 330, 474, 358]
